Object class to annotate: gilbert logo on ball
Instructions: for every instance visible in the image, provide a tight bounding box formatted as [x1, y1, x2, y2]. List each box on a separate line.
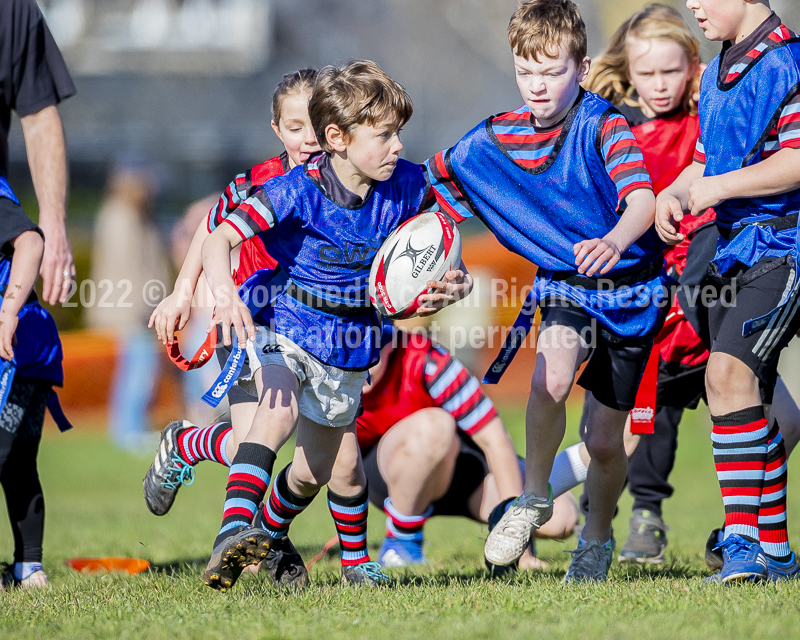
[370, 211, 462, 319]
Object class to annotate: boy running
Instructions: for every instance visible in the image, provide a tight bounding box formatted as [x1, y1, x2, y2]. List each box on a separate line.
[200, 60, 470, 590]
[657, 0, 800, 581]
[426, 0, 668, 581]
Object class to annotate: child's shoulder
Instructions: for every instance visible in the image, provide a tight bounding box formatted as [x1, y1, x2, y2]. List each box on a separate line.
[250, 153, 289, 185]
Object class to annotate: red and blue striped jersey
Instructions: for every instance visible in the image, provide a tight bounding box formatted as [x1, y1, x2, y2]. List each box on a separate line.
[694, 16, 800, 163]
[357, 334, 497, 450]
[490, 105, 651, 206]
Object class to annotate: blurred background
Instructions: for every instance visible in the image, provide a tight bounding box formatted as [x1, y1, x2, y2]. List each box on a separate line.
[9, 0, 800, 443]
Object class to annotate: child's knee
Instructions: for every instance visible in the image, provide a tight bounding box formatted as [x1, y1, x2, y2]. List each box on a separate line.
[404, 409, 457, 460]
[706, 353, 758, 400]
[584, 431, 624, 465]
[530, 367, 574, 405]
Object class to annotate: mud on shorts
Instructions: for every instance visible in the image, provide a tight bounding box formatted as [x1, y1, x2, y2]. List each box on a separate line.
[243, 326, 366, 427]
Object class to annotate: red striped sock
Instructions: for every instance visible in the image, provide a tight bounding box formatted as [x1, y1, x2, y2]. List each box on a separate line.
[711, 406, 768, 543]
[176, 421, 232, 466]
[328, 487, 370, 567]
[760, 422, 791, 562]
[215, 442, 276, 548]
[256, 465, 316, 538]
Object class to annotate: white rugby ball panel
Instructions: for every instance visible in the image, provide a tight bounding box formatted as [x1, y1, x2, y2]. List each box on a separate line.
[370, 212, 462, 319]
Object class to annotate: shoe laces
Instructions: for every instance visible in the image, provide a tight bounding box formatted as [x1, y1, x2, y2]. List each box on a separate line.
[716, 535, 754, 562]
[566, 542, 610, 578]
[267, 541, 302, 578]
[161, 452, 195, 490]
[353, 561, 389, 583]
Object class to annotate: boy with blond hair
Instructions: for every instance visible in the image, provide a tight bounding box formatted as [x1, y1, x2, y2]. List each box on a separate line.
[200, 60, 470, 591]
[426, 0, 668, 581]
[657, 0, 800, 581]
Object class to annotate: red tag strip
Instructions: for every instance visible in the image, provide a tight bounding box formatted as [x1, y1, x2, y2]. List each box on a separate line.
[629, 340, 660, 435]
[167, 332, 217, 371]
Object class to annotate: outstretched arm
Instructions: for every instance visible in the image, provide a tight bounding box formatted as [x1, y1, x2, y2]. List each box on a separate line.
[149, 221, 209, 345]
[202, 224, 253, 347]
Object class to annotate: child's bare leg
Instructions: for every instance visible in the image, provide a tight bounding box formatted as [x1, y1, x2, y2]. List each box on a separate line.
[525, 323, 590, 498]
[374, 409, 460, 515]
[581, 393, 628, 543]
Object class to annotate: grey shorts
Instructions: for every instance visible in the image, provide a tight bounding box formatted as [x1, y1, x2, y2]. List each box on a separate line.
[244, 327, 367, 427]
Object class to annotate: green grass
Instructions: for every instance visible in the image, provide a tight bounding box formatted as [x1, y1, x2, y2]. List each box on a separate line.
[2, 404, 800, 639]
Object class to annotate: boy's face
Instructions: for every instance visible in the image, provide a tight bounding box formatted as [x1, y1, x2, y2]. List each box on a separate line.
[513, 44, 590, 127]
[339, 119, 404, 183]
[685, 0, 745, 41]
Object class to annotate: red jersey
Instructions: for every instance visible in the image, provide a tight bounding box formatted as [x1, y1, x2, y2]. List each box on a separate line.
[357, 334, 497, 450]
[618, 105, 713, 367]
[206, 153, 286, 286]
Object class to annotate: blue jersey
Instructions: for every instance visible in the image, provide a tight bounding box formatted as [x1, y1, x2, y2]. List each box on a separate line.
[426, 91, 668, 339]
[244, 156, 428, 370]
[700, 39, 800, 274]
[0, 240, 62, 386]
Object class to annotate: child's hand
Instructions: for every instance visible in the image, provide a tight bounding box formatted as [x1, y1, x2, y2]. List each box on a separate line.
[655, 194, 685, 245]
[417, 269, 470, 315]
[208, 287, 255, 347]
[0, 314, 18, 361]
[688, 175, 725, 217]
[573, 237, 621, 276]
[148, 292, 193, 346]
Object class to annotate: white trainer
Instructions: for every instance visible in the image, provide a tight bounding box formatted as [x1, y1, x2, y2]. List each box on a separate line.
[484, 491, 553, 566]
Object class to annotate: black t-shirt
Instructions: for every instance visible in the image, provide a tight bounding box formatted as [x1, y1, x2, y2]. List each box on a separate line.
[0, 197, 42, 302]
[0, 0, 76, 176]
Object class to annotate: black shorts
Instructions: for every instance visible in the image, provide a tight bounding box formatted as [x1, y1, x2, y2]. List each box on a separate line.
[539, 301, 656, 412]
[215, 325, 256, 405]
[362, 430, 489, 520]
[706, 257, 800, 404]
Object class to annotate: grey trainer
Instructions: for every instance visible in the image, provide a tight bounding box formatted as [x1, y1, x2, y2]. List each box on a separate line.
[618, 509, 669, 564]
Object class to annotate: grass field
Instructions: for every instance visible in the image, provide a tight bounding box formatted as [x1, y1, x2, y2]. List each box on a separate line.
[2, 404, 800, 640]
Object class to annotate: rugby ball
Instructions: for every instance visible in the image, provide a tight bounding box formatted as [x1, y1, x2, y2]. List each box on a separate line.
[369, 211, 462, 319]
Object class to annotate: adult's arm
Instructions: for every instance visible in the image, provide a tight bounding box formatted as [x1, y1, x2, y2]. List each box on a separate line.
[20, 105, 72, 304]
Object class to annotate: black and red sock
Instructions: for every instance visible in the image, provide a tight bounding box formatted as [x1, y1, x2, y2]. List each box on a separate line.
[710, 406, 768, 543]
[328, 487, 370, 567]
[256, 465, 316, 538]
[177, 421, 232, 466]
[760, 421, 791, 562]
[215, 442, 276, 548]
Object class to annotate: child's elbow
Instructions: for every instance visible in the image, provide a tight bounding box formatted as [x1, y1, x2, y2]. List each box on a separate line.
[15, 230, 45, 260]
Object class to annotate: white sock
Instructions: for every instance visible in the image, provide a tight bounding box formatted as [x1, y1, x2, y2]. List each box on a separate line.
[548, 443, 588, 498]
[14, 562, 43, 581]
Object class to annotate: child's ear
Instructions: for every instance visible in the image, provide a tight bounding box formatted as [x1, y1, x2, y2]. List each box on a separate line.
[578, 56, 591, 83]
[326, 124, 347, 153]
[271, 120, 283, 143]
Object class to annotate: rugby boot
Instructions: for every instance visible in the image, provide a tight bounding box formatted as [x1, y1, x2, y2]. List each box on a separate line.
[484, 490, 553, 566]
[143, 420, 196, 516]
[203, 526, 272, 591]
[264, 534, 309, 590]
[618, 509, 668, 564]
[378, 535, 425, 568]
[703, 534, 768, 584]
[704, 527, 724, 570]
[564, 537, 614, 583]
[766, 552, 800, 581]
[341, 561, 389, 587]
